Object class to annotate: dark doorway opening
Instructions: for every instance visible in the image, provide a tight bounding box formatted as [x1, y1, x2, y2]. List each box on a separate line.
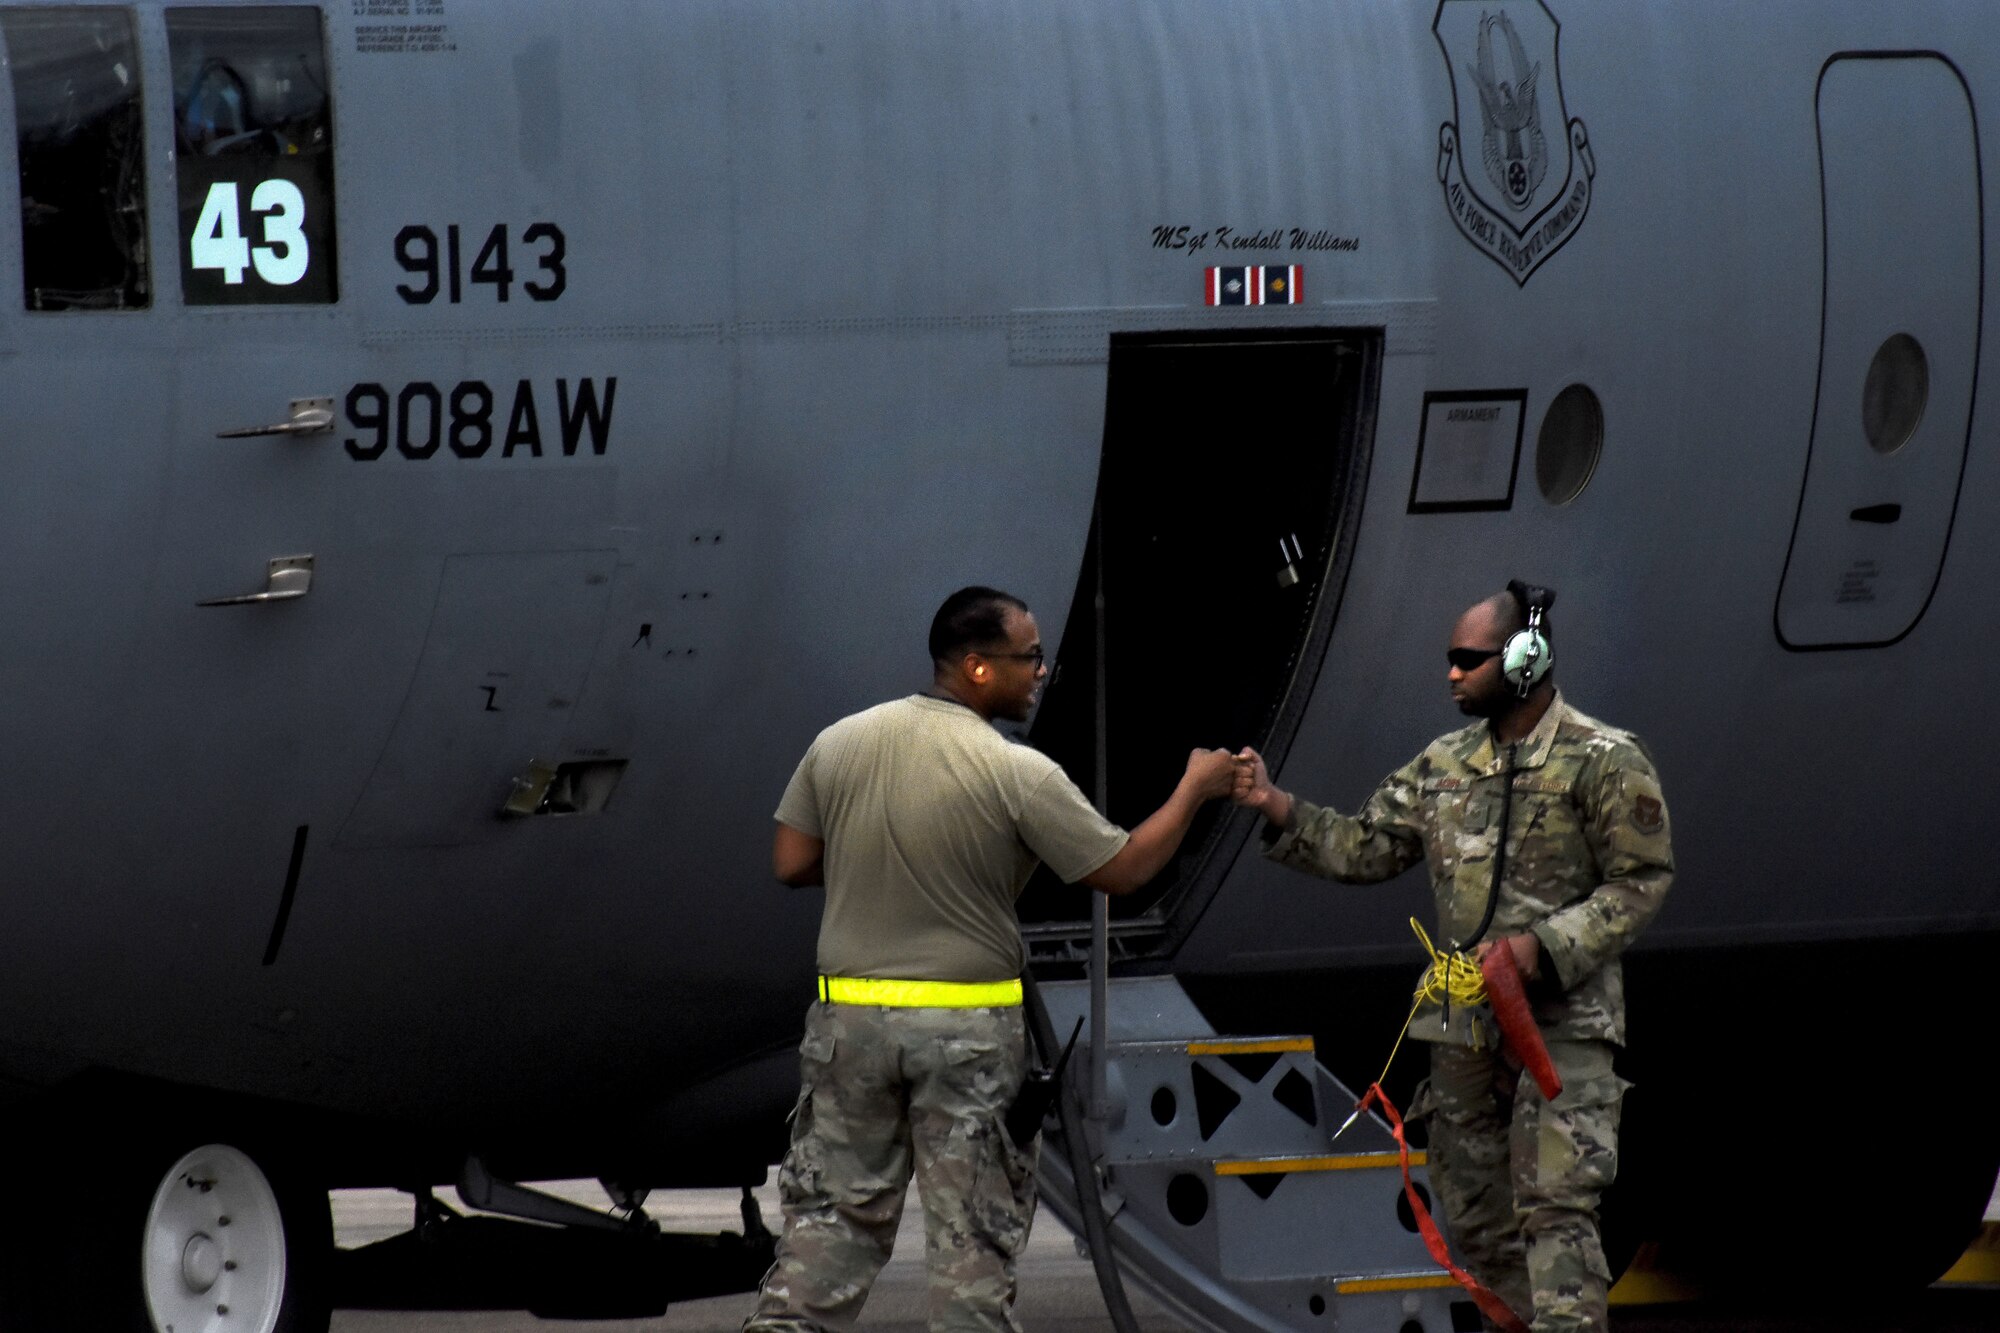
[1020, 328, 1378, 961]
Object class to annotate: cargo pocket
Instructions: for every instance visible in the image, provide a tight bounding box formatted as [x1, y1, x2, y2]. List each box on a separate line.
[1531, 1064, 1630, 1220]
[939, 1034, 1036, 1258]
[795, 1030, 836, 1107]
[1405, 1076, 1437, 1125]
[777, 1030, 837, 1204]
[970, 1111, 1039, 1259]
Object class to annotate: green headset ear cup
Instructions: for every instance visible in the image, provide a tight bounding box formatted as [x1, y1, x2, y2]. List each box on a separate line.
[1502, 628, 1552, 693]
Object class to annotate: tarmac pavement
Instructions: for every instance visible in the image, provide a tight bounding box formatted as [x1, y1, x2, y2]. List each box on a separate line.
[327, 1176, 2000, 1332]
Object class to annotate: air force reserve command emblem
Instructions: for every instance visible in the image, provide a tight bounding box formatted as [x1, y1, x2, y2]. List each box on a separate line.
[1434, 0, 1595, 284]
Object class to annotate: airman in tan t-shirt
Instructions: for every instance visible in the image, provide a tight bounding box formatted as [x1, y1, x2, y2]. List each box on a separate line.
[747, 587, 1235, 1333]
[776, 694, 1127, 983]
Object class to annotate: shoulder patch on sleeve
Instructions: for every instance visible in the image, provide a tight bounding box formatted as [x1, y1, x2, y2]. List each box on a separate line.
[1632, 794, 1664, 833]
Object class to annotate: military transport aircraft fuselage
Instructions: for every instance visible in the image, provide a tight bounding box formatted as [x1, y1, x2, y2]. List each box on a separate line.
[0, 0, 1993, 1330]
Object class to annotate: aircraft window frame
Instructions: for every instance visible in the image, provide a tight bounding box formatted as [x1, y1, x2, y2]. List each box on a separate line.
[0, 5, 152, 312]
[165, 4, 337, 306]
[1535, 382, 1603, 505]
[1861, 331, 1928, 455]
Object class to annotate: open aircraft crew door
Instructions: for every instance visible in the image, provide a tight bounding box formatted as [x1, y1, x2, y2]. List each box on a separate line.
[1020, 329, 1379, 962]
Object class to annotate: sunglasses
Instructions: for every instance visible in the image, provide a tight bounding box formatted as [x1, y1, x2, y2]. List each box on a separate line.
[1446, 647, 1504, 671]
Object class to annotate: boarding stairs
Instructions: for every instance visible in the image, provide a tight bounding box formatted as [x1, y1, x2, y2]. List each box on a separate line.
[1036, 976, 1474, 1333]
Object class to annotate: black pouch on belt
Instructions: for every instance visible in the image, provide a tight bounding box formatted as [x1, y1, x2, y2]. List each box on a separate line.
[1005, 1016, 1085, 1149]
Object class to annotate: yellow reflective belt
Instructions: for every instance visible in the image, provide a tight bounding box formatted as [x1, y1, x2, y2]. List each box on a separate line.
[818, 976, 1024, 1007]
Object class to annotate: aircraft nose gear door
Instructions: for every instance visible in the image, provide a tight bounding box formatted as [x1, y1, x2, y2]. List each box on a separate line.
[1776, 55, 1981, 649]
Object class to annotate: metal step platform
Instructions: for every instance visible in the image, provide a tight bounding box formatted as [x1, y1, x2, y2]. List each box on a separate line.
[1036, 977, 1475, 1333]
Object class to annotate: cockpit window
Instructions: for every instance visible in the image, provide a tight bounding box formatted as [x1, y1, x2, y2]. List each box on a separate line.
[0, 6, 151, 311]
[166, 6, 336, 304]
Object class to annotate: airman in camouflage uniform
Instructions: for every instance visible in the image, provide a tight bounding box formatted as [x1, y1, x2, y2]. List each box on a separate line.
[1234, 588, 1673, 1333]
[749, 1002, 1040, 1331]
[747, 587, 1235, 1331]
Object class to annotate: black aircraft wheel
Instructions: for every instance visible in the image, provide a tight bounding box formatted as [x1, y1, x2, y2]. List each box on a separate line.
[1834, 1147, 2000, 1288]
[0, 1115, 331, 1333]
[1658, 1136, 1999, 1295]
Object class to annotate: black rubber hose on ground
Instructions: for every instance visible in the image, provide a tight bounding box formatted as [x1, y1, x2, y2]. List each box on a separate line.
[1023, 971, 1142, 1333]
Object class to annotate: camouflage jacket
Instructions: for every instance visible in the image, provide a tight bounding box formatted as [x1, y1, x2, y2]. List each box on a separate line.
[1264, 693, 1673, 1046]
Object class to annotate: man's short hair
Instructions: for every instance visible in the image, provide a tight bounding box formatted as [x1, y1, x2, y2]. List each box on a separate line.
[929, 586, 1028, 667]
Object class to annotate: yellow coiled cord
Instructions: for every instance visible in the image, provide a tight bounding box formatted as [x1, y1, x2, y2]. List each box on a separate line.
[1410, 918, 1488, 1011]
[1346, 919, 1490, 1124]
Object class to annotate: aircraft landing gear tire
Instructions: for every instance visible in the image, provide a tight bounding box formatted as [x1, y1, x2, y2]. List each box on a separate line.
[0, 1117, 331, 1333]
[140, 1143, 329, 1333]
[1651, 1133, 2000, 1295]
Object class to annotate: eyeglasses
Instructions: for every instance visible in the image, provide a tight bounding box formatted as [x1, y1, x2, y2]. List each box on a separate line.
[985, 647, 1046, 669]
[1446, 647, 1504, 672]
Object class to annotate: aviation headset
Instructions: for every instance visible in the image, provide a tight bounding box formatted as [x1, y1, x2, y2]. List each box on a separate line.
[1501, 580, 1556, 697]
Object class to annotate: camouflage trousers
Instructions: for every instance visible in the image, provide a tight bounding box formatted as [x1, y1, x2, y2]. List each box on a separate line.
[1414, 1037, 1628, 1333]
[743, 1001, 1039, 1333]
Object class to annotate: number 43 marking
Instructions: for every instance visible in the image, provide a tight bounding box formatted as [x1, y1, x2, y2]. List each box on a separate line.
[191, 180, 309, 285]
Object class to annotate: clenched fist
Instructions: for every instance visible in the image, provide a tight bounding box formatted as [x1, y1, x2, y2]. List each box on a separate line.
[1182, 747, 1239, 801]
[1231, 747, 1292, 827]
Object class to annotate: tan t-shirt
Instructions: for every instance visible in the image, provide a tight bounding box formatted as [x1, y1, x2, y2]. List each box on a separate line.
[775, 695, 1129, 982]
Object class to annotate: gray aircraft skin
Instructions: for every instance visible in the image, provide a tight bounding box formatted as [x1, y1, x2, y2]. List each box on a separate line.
[0, 0, 1994, 1325]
